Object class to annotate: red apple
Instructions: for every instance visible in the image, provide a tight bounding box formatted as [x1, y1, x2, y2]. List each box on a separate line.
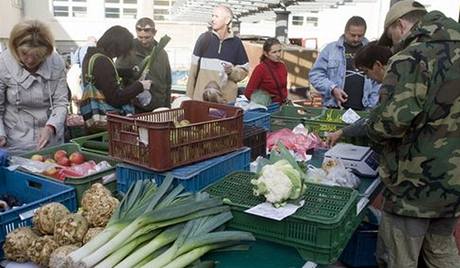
[54, 150, 67, 161]
[31, 154, 45, 162]
[57, 157, 71, 166]
[69, 152, 85, 165]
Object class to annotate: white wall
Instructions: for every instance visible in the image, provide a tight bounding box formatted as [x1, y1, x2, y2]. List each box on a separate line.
[0, 1, 23, 40]
[418, 0, 460, 22]
[240, 0, 460, 49]
[17, 0, 207, 69]
[1, 0, 458, 68]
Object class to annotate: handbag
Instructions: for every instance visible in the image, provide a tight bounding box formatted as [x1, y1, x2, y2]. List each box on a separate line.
[79, 53, 134, 132]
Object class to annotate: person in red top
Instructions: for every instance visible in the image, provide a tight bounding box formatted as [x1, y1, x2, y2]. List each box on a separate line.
[244, 38, 288, 103]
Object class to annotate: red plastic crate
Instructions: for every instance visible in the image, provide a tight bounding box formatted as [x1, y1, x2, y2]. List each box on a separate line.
[107, 100, 244, 171]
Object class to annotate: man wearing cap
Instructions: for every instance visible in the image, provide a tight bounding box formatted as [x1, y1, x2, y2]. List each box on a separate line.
[116, 17, 172, 111]
[309, 16, 380, 111]
[367, 1, 460, 267]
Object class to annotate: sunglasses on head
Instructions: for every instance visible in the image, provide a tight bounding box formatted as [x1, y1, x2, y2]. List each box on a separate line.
[136, 26, 154, 32]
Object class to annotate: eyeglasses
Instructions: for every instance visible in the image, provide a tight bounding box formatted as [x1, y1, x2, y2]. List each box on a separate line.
[136, 26, 154, 32]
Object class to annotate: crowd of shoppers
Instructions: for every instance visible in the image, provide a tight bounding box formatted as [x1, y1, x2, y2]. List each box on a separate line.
[1, 4, 460, 267]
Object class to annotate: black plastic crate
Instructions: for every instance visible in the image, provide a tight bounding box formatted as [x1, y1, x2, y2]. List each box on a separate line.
[243, 125, 266, 161]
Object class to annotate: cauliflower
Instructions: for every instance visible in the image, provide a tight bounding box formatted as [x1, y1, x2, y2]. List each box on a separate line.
[251, 159, 306, 208]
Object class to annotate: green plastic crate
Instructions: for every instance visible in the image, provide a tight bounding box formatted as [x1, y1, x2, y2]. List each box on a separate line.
[67, 125, 87, 139]
[271, 106, 369, 145]
[21, 143, 118, 204]
[71, 131, 109, 155]
[205, 171, 362, 265]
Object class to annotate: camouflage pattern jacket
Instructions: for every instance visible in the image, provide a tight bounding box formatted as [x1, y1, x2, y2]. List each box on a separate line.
[367, 11, 460, 218]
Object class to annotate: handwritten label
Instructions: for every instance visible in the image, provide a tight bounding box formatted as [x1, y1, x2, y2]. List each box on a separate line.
[342, 108, 361, 124]
[245, 200, 305, 221]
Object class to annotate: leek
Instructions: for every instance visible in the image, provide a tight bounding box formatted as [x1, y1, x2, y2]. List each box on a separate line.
[114, 224, 184, 268]
[67, 179, 159, 264]
[132, 245, 169, 268]
[94, 230, 160, 268]
[139, 35, 171, 80]
[161, 242, 241, 268]
[79, 195, 227, 267]
[140, 210, 253, 268]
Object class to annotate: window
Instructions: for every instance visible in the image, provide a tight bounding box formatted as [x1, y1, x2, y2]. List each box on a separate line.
[122, 8, 137, 18]
[53, 0, 87, 17]
[292, 16, 304, 26]
[53, 6, 69, 16]
[72, 6, 87, 17]
[306, 17, 318, 27]
[105, 7, 120, 18]
[154, 0, 170, 6]
[154, 9, 169, 15]
[153, 0, 173, 20]
[105, 0, 137, 18]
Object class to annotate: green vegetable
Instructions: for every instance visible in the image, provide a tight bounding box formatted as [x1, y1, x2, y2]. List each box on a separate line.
[68, 170, 254, 268]
[93, 230, 159, 268]
[252, 142, 307, 207]
[81, 140, 108, 151]
[67, 179, 159, 265]
[112, 224, 184, 268]
[79, 193, 225, 267]
[140, 216, 254, 268]
[250, 90, 272, 106]
[139, 35, 171, 80]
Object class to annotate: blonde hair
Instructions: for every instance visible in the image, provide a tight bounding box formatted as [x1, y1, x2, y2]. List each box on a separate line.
[8, 20, 54, 64]
[203, 81, 227, 104]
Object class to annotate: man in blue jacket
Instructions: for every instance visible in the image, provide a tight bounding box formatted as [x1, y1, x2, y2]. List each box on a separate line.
[309, 16, 380, 110]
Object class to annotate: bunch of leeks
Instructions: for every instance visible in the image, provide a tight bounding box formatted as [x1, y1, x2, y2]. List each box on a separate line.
[66, 175, 254, 268]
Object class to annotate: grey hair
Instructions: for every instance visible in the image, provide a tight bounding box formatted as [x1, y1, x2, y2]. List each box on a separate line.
[216, 5, 234, 20]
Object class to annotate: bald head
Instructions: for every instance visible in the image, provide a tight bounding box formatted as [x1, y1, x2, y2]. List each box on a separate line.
[216, 5, 233, 20]
[211, 5, 233, 32]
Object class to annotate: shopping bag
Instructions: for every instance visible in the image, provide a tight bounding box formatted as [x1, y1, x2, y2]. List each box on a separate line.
[79, 53, 134, 132]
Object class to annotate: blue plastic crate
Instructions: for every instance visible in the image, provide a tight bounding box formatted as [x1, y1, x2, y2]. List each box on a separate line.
[339, 222, 378, 267]
[0, 168, 77, 258]
[229, 101, 280, 114]
[266, 102, 280, 114]
[117, 147, 251, 193]
[243, 111, 271, 131]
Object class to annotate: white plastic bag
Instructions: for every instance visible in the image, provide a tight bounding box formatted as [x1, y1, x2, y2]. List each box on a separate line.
[306, 158, 360, 188]
[322, 158, 360, 188]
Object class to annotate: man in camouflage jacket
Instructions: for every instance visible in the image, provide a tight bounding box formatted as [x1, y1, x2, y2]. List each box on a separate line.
[116, 17, 172, 112]
[368, 1, 460, 267]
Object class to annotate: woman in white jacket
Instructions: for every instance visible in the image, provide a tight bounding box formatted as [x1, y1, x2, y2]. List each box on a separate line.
[0, 20, 68, 155]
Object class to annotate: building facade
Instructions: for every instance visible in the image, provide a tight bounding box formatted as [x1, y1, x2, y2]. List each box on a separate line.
[0, 0, 458, 68]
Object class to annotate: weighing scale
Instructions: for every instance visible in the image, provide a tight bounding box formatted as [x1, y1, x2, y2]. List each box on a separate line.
[324, 143, 379, 177]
